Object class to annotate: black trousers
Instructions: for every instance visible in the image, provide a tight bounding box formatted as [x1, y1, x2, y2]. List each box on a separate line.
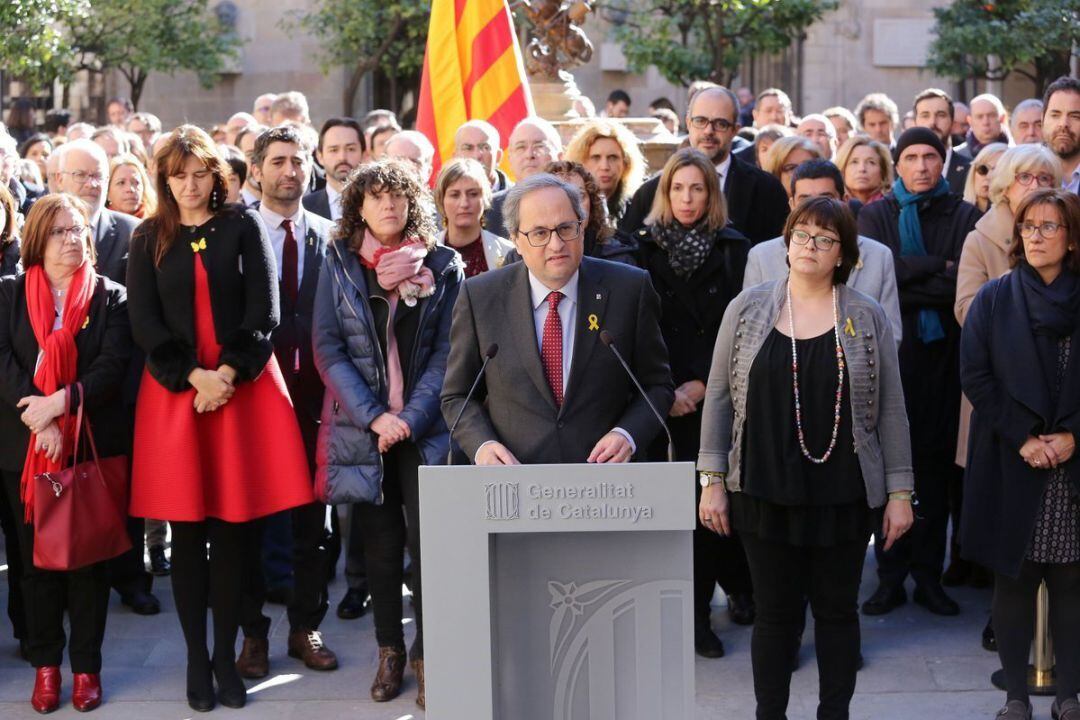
[240, 501, 332, 638]
[994, 560, 1080, 704]
[170, 519, 255, 666]
[108, 515, 152, 597]
[741, 532, 867, 720]
[0, 468, 26, 642]
[874, 459, 958, 589]
[1, 470, 110, 672]
[357, 441, 423, 655]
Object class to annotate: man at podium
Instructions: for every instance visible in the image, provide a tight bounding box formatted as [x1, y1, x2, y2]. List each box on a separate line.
[441, 173, 674, 465]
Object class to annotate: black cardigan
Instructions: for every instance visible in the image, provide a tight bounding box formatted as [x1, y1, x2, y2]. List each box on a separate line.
[0, 273, 133, 472]
[126, 205, 279, 392]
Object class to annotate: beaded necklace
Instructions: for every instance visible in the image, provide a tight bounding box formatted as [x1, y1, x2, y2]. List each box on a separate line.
[786, 281, 845, 464]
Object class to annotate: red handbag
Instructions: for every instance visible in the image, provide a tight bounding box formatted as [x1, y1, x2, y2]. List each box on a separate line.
[31, 384, 132, 571]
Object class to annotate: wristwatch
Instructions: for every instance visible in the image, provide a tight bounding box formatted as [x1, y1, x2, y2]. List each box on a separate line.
[699, 471, 725, 488]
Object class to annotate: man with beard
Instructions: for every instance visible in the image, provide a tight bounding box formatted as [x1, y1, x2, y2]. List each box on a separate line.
[237, 125, 340, 677]
[1042, 76, 1080, 194]
[913, 88, 971, 195]
[304, 118, 365, 222]
[619, 85, 789, 244]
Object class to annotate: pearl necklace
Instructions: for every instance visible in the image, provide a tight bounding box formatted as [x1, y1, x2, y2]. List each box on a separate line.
[786, 281, 845, 464]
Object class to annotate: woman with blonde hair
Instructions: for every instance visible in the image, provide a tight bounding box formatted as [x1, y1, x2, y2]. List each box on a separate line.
[564, 119, 646, 225]
[106, 153, 157, 219]
[762, 136, 822, 199]
[835, 135, 894, 206]
[432, 157, 512, 276]
[963, 143, 1009, 214]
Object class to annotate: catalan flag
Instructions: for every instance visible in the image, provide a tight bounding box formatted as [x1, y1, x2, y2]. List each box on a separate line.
[416, 0, 534, 179]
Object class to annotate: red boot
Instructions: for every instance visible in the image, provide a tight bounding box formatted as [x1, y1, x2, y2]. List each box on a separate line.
[31, 666, 61, 714]
[72, 672, 102, 712]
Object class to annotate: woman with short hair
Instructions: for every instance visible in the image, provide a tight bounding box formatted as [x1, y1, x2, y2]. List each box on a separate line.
[432, 157, 512, 276]
[963, 143, 1010, 214]
[564, 119, 647, 225]
[698, 196, 914, 720]
[961, 189, 1080, 720]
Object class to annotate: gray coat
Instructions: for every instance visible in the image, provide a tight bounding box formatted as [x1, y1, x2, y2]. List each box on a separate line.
[697, 280, 914, 508]
[312, 238, 463, 504]
[742, 234, 903, 347]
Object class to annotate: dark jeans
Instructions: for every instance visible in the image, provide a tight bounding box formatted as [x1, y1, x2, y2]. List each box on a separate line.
[171, 519, 254, 667]
[259, 510, 294, 591]
[994, 560, 1080, 705]
[1, 470, 110, 672]
[343, 504, 370, 593]
[874, 459, 958, 589]
[240, 502, 332, 638]
[356, 441, 422, 655]
[741, 532, 867, 720]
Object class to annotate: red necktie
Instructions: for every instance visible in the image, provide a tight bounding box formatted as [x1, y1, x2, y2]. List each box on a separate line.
[541, 291, 564, 407]
[281, 218, 298, 305]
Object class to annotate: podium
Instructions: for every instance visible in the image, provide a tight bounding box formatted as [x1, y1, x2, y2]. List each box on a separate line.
[419, 462, 696, 720]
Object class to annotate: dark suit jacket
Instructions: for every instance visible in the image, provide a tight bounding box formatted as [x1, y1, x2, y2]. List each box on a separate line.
[618, 154, 789, 245]
[94, 208, 139, 284]
[946, 145, 972, 196]
[482, 190, 508, 238]
[302, 189, 332, 221]
[440, 256, 674, 464]
[272, 210, 331, 460]
[0, 274, 133, 471]
[732, 143, 757, 167]
[126, 205, 279, 392]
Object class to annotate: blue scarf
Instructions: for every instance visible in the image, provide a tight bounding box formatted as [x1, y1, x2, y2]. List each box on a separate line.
[893, 177, 951, 343]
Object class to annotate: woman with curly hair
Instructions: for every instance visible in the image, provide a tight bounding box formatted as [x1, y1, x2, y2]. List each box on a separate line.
[312, 158, 463, 709]
[126, 125, 313, 711]
[564, 119, 646, 226]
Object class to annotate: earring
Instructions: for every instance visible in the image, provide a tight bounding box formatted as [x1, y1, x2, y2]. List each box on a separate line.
[836, 261, 842, 267]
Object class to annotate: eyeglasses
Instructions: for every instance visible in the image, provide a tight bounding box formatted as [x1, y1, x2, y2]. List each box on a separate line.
[688, 116, 735, 133]
[62, 170, 104, 186]
[1015, 171, 1055, 188]
[458, 143, 493, 154]
[48, 225, 86, 239]
[790, 229, 840, 251]
[1018, 221, 1067, 239]
[517, 220, 582, 247]
[975, 164, 995, 176]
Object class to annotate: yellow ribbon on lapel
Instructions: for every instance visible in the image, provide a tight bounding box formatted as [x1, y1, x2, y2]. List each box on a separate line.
[81, 316, 90, 330]
[190, 237, 207, 253]
[843, 317, 856, 337]
[587, 314, 599, 331]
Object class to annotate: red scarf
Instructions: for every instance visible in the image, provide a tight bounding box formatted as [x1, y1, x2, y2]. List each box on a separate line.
[19, 262, 96, 521]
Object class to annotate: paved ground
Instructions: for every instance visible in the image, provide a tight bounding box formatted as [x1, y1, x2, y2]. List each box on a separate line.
[0, 542, 1058, 719]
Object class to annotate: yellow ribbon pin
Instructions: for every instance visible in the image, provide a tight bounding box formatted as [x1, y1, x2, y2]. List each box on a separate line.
[190, 237, 207, 253]
[843, 317, 856, 337]
[587, 314, 599, 331]
[81, 316, 90, 330]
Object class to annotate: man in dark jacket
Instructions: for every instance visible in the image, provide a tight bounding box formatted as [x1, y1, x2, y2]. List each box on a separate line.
[857, 127, 980, 618]
[618, 86, 789, 244]
[912, 88, 972, 196]
[237, 125, 340, 677]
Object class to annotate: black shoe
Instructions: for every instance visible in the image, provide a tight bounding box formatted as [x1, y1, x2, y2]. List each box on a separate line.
[727, 592, 756, 626]
[861, 584, 906, 616]
[265, 584, 294, 606]
[121, 589, 161, 615]
[694, 624, 725, 659]
[982, 617, 996, 652]
[941, 557, 971, 587]
[913, 583, 960, 616]
[213, 654, 247, 709]
[336, 588, 370, 620]
[148, 546, 171, 576]
[969, 565, 994, 589]
[187, 655, 215, 713]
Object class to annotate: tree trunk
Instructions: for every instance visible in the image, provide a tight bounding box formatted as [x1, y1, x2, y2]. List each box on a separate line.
[343, 13, 407, 115]
[129, 70, 147, 111]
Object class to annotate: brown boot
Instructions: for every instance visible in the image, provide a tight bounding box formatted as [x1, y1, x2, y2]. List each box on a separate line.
[235, 637, 269, 679]
[287, 630, 339, 671]
[370, 646, 406, 702]
[412, 657, 425, 709]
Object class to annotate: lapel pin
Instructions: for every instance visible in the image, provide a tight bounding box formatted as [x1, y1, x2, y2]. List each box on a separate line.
[81, 316, 90, 330]
[844, 317, 856, 337]
[190, 237, 207, 253]
[595, 293, 601, 300]
[587, 314, 600, 331]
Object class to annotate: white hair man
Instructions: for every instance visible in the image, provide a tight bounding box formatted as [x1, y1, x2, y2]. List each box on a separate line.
[454, 119, 508, 192]
[385, 130, 437, 186]
[483, 117, 565, 232]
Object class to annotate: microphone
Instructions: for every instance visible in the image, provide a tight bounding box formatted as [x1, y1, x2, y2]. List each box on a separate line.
[446, 343, 499, 465]
[600, 330, 675, 463]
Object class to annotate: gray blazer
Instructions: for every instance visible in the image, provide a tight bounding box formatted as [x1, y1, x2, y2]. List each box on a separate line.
[94, 208, 139, 285]
[697, 280, 914, 508]
[742, 235, 903, 346]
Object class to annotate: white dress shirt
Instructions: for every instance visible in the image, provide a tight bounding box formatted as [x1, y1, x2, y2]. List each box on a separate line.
[1066, 165, 1080, 195]
[714, 153, 732, 190]
[259, 204, 306, 282]
[326, 183, 344, 221]
[241, 187, 260, 208]
[942, 146, 954, 181]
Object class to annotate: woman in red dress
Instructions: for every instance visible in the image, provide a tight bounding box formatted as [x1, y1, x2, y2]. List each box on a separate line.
[125, 125, 313, 712]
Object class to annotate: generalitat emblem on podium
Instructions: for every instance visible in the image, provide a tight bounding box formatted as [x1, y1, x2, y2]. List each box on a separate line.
[484, 481, 520, 520]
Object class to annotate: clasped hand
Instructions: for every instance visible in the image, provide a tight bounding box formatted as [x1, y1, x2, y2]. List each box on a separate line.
[371, 412, 411, 454]
[17, 389, 66, 434]
[33, 422, 63, 463]
[1020, 432, 1075, 469]
[189, 367, 236, 414]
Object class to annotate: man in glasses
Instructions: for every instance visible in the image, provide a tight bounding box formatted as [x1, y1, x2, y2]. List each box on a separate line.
[442, 173, 673, 467]
[620, 85, 789, 244]
[482, 117, 564, 236]
[857, 127, 980, 620]
[454, 120, 508, 192]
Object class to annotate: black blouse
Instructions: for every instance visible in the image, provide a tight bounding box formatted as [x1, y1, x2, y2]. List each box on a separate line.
[736, 328, 870, 546]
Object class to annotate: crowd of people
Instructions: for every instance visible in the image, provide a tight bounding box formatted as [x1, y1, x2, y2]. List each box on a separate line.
[0, 75, 1078, 720]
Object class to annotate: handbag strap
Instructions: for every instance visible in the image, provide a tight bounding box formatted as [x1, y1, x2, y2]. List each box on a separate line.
[69, 382, 107, 483]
